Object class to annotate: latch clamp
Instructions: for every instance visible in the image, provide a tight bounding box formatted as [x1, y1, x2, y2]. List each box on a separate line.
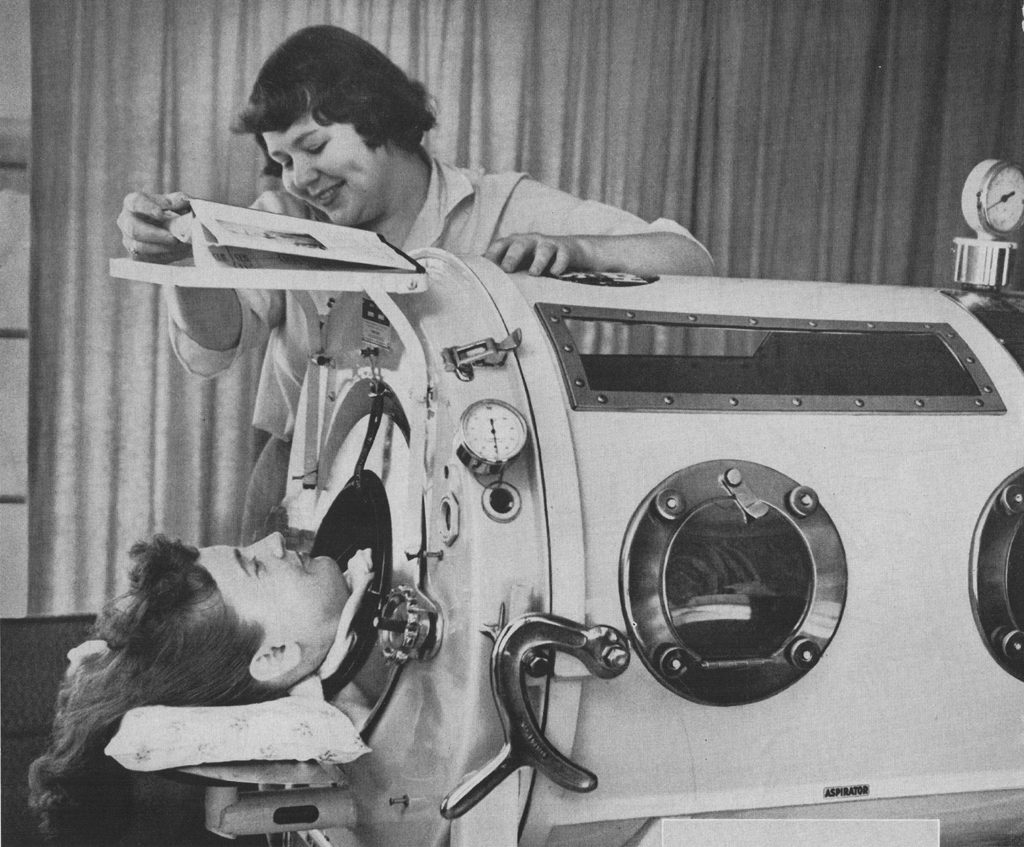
[442, 329, 522, 381]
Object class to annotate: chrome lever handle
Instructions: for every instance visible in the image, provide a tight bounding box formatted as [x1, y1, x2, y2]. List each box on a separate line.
[440, 613, 630, 820]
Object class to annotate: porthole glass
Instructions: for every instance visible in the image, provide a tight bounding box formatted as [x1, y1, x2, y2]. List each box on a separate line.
[665, 501, 813, 661]
[1007, 528, 1023, 624]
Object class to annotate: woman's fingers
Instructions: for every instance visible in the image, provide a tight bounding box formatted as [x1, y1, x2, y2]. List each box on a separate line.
[528, 241, 559, 275]
[119, 214, 180, 248]
[118, 191, 192, 261]
[163, 191, 192, 213]
[485, 233, 579, 275]
[122, 190, 184, 222]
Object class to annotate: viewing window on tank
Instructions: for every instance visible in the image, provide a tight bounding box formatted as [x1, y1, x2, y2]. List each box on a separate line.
[620, 459, 848, 705]
[536, 304, 1004, 413]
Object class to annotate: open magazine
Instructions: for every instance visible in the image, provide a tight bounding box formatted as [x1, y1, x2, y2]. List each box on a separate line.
[170, 198, 423, 273]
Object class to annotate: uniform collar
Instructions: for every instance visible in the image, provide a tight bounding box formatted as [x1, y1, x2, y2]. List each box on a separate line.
[403, 158, 477, 250]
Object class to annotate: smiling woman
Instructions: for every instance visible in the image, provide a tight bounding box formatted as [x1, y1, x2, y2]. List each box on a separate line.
[114, 22, 713, 546]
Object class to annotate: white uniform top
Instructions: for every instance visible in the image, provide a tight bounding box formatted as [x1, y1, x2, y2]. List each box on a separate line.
[167, 159, 708, 440]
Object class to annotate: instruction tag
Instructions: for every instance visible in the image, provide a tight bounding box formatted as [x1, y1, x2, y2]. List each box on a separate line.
[361, 298, 392, 350]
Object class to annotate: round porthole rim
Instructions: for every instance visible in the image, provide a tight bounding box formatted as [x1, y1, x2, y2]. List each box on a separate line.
[619, 460, 848, 705]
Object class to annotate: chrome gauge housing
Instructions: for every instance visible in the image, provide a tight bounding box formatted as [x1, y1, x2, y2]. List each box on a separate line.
[456, 398, 529, 475]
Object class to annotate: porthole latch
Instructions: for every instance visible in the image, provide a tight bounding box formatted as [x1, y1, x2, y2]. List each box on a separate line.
[720, 467, 770, 521]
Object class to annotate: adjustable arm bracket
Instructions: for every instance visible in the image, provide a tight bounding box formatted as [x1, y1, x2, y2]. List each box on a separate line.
[440, 613, 630, 819]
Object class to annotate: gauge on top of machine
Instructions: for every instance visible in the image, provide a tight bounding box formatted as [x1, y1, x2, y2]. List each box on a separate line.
[961, 159, 1024, 239]
[457, 399, 528, 475]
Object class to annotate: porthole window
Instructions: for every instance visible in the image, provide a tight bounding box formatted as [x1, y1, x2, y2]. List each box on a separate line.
[621, 460, 847, 705]
[971, 468, 1024, 682]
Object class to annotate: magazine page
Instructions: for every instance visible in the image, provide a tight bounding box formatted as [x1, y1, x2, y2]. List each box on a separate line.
[188, 198, 421, 272]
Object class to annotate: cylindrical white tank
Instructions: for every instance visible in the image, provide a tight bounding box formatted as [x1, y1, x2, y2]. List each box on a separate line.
[283, 251, 1024, 847]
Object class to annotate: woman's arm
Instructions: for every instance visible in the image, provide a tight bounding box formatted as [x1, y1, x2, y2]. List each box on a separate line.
[119, 190, 243, 351]
[164, 288, 243, 351]
[484, 230, 714, 277]
[119, 189, 308, 355]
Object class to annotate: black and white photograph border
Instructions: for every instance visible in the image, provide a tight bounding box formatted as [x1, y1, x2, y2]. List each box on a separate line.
[2, 2, 1023, 847]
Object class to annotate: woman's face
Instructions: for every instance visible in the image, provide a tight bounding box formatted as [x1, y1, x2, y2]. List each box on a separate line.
[199, 532, 350, 681]
[262, 117, 394, 229]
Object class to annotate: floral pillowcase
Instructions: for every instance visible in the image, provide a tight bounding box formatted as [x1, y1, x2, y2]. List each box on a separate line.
[105, 697, 370, 772]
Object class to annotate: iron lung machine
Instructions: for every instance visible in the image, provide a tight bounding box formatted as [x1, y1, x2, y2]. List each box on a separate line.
[276, 250, 1024, 847]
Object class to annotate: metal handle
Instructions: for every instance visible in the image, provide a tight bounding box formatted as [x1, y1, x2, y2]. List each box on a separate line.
[440, 613, 629, 819]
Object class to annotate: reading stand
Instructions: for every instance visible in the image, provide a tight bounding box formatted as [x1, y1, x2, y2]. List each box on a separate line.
[108, 257, 430, 294]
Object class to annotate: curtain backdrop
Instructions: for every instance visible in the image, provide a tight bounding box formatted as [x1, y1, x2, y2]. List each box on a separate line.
[28, 0, 1023, 613]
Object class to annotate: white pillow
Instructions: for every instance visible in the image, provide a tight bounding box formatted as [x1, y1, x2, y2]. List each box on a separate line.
[105, 697, 370, 772]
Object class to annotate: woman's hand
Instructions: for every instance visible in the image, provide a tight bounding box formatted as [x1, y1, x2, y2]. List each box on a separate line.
[485, 230, 715, 278]
[119, 189, 242, 350]
[484, 233, 583, 276]
[117, 191, 193, 264]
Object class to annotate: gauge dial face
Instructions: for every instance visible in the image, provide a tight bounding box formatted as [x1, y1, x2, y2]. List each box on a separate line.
[963, 159, 1024, 237]
[982, 163, 1024, 235]
[458, 399, 528, 472]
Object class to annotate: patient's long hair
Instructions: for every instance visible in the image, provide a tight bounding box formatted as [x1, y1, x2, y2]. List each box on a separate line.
[28, 535, 276, 845]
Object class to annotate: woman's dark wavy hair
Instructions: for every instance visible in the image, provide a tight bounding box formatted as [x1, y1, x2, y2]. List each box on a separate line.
[236, 25, 437, 177]
[28, 535, 276, 845]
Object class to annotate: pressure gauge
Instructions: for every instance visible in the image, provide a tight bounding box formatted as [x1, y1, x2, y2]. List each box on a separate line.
[961, 159, 1024, 239]
[456, 399, 528, 475]
[954, 160, 1023, 290]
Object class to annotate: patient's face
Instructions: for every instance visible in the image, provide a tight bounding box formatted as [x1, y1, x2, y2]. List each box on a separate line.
[199, 532, 350, 679]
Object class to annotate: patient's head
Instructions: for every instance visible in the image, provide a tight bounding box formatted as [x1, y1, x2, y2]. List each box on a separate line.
[28, 532, 351, 844]
[199, 531, 352, 689]
[101, 535, 281, 700]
